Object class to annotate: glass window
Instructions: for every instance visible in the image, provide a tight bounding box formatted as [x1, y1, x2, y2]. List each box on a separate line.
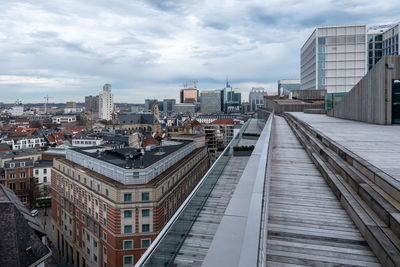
[124, 210, 132, 218]
[141, 239, 150, 248]
[375, 43, 382, 49]
[142, 224, 150, 232]
[124, 256, 133, 265]
[124, 240, 133, 249]
[103, 232, 107, 241]
[318, 37, 326, 45]
[142, 192, 149, 201]
[142, 209, 150, 217]
[105, 188, 109, 196]
[124, 225, 132, 234]
[124, 193, 132, 202]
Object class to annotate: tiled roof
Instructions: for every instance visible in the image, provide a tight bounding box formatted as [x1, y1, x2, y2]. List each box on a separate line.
[210, 118, 234, 125]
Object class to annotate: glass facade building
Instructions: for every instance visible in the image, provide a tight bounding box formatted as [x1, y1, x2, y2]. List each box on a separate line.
[383, 24, 399, 56]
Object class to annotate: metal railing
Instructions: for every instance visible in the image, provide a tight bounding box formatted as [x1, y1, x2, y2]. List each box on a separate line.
[135, 118, 252, 266]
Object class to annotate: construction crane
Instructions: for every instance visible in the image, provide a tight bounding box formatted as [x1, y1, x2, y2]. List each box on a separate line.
[189, 80, 199, 88]
[44, 95, 54, 114]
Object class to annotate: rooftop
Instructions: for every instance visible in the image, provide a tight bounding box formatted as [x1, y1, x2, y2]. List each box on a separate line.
[0, 148, 39, 159]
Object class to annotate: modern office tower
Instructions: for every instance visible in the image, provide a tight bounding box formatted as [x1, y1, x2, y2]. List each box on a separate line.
[163, 99, 176, 112]
[366, 25, 393, 70]
[383, 23, 399, 56]
[278, 79, 301, 96]
[51, 141, 209, 266]
[200, 90, 221, 114]
[180, 88, 198, 104]
[225, 88, 241, 113]
[301, 25, 367, 95]
[98, 84, 114, 121]
[173, 103, 196, 115]
[85, 95, 99, 113]
[144, 99, 158, 111]
[249, 88, 267, 112]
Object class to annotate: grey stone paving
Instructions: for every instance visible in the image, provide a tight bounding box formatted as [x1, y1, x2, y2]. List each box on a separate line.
[266, 116, 379, 266]
[289, 112, 400, 182]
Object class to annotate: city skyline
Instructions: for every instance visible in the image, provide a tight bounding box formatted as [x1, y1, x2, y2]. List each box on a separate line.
[0, 0, 399, 103]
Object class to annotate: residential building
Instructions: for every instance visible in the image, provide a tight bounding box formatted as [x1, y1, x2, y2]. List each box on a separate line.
[99, 84, 114, 121]
[2, 136, 46, 150]
[163, 99, 176, 113]
[109, 114, 161, 133]
[52, 115, 77, 124]
[300, 25, 367, 95]
[34, 160, 52, 200]
[0, 149, 41, 168]
[249, 88, 267, 112]
[51, 140, 209, 266]
[200, 90, 221, 114]
[0, 184, 51, 266]
[204, 118, 235, 158]
[85, 96, 99, 113]
[72, 138, 103, 147]
[278, 79, 301, 96]
[0, 159, 35, 206]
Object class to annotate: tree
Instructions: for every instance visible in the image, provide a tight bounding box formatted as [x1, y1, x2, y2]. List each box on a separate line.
[27, 177, 39, 209]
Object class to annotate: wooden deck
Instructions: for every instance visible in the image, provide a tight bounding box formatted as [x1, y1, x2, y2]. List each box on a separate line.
[266, 116, 380, 266]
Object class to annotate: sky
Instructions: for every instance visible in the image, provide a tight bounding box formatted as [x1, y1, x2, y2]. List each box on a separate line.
[0, 0, 399, 103]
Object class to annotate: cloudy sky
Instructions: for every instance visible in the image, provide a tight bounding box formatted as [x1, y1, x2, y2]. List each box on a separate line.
[0, 0, 399, 103]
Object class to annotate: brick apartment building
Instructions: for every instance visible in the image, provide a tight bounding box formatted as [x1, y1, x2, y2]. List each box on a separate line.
[0, 159, 35, 206]
[51, 138, 209, 266]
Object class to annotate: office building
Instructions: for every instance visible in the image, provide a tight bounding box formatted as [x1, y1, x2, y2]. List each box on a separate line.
[163, 99, 176, 113]
[366, 25, 393, 70]
[180, 88, 198, 104]
[278, 79, 301, 96]
[249, 88, 267, 112]
[51, 140, 209, 266]
[99, 84, 114, 121]
[301, 25, 367, 94]
[144, 99, 157, 112]
[200, 90, 221, 114]
[85, 96, 99, 113]
[383, 23, 399, 56]
[173, 103, 196, 115]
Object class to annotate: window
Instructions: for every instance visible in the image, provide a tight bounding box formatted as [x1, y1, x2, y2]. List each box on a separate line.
[124, 225, 132, 234]
[124, 240, 133, 249]
[35, 170, 39, 175]
[124, 210, 132, 218]
[124, 256, 133, 265]
[141, 239, 150, 248]
[20, 182, 26, 190]
[87, 248, 90, 255]
[103, 204, 107, 212]
[124, 193, 132, 202]
[94, 241, 97, 248]
[105, 188, 109, 196]
[142, 224, 150, 232]
[87, 233, 90, 241]
[43, 177, 47, 183]
[103, 232, 107, 241]
[9, 173, 15, 179]
[103, 218, 107, 226]
[95, 199, 98, 206]
[141, 192, 149, 201]
[103, 247, 107, 255]
[94, 254, 97, 262]
[142, 209, 150, 217]
[43, 169, 47, 174]
[97, 184, 100, 192]
[8, 182, 15, 190]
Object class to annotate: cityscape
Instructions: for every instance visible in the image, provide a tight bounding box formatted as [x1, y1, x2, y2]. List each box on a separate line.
[0, 1, 400, 267]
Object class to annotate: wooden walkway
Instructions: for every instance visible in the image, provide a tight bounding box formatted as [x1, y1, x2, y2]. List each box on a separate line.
[266, 116, 380, 266]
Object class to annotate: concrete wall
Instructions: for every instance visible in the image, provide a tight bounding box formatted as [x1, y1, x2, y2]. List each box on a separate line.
[291, 89, 326, 100]
[328, 56, 400, 125]
[264, 98, 324, 114]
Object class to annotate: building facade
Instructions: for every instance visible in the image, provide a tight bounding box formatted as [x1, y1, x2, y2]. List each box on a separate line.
[278, 79, 301, 96]
[200, 90, 221, 114]
[99, 84, 114, 121]
[249, 88, 267, 112]
[180, 88, 198, 104]
[383, 24, 399, 57]
[163, 99, 176, 113]
[301, 25, 367, 94]
[50, 141, 209, 266]
[85, 96, 99, 114]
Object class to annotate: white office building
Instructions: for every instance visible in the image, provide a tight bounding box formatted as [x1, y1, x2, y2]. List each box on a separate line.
[99, 84, 114, 121]
[301, 25, 367, 94]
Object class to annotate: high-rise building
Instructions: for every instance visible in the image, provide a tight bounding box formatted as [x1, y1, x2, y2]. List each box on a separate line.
[249, 88, 267, 112]
[278, 79, 301, 96]
[383, 23, 399, 57]
[144, 99, 158, 111]
[200, 90, 221, 114]
[180, 88, 198, 104]
[366, 25, 393, 71]
[163, 99, 176, 112]
[51, 141, 209, 266]
[301, 25, 367, 94]
[85, 95, 99, 113]
[98, 84, 114, 121]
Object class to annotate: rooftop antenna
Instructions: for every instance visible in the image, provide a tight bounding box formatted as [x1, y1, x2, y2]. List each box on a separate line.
[189, 80, 198, 88]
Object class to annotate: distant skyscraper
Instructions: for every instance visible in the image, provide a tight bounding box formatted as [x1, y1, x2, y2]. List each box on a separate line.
[200, 90, 221, 114]
[99, 84, 114, 121]
[85, 95, 99, 113]
[249, 88, 267, 112]
[145, 99, 158, 111]
[163, 99, 176, 112]
[180, 88, 198, 103]
[301, 25, 367, 94]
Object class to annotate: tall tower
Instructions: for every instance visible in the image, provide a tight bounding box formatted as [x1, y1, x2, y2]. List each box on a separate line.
[99, 84, 114, 121]
[151, 103, 159, 121]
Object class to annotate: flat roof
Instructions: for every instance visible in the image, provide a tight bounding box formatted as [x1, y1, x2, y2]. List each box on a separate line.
[70, 140, 193, 169]
[0, 149, 40, 159]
